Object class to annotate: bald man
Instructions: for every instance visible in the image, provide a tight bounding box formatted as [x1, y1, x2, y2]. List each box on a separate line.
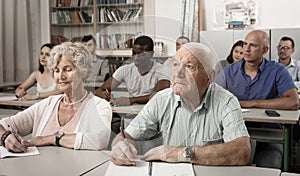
[110, 43, 250, 166]
[214, 30, 298, 169]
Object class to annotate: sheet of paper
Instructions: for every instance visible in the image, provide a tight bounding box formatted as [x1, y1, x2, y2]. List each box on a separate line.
[105, 160, 148, 176]
[241, 108, 250, 113]
[0, 96, 17, 101]
[105, 160, 194, 176]
[0, 146, 39, 158]
[152, 162, 194, 176]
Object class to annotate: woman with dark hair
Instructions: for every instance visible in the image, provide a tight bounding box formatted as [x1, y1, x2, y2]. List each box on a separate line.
[215, 40, 244, 75]
[15, 43, 62, 100]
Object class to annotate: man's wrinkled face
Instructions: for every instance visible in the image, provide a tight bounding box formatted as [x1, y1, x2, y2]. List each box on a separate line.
[171, 47, 209, 101]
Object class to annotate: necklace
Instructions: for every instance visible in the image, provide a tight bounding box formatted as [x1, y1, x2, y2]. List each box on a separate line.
[63, 91, 88, 106]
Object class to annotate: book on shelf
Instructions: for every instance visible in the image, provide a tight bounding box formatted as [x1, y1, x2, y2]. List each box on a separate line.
[96, 33, 136, 49]
[70, 0, 80, 6]
[70, 11, 82, 23]
[51, 11, 58, 24]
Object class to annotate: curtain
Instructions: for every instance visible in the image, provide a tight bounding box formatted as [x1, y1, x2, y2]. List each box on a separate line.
[181, 0, 205, 42]
[0, 0, 42, 82]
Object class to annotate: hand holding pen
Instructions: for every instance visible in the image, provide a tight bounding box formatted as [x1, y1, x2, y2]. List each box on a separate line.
[110, 118, 137, 166]
[6, 125, 28, 152]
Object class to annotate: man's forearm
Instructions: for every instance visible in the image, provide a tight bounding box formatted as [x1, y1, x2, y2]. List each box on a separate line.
[191, 137, 250, 166]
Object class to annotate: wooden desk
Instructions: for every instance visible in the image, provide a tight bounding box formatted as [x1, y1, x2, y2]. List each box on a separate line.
[242, 108, 300, 171]
[0, 92, 40, 108]
[0, 147, 110, 176]
[0, 81, 21, 90]
[85, 162, 281, 176]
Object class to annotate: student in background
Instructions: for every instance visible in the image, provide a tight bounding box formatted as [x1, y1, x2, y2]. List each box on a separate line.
[15, 43, 62, 100]
[277, 36, 300, 81]
[0, 42, 112, 152]
[214, 30, 298, 169]
[82, 35, 110, 82]
[175, 36, 190, 51]
[164, 36, 191, 74]
[95, 35, 171, 106]
[110, 43, 250, 166]
[215, 40, 244, 75]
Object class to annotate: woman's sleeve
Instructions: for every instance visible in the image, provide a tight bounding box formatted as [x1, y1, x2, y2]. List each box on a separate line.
[74, 97, 112, 150]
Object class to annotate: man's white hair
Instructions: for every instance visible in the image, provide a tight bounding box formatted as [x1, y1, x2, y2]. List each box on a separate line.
[181, 42, 215, 80]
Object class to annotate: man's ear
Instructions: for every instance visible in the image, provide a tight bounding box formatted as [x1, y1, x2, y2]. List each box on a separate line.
[263, 46, 269, 55]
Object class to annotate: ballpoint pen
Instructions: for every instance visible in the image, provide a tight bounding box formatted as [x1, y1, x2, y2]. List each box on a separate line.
[119, 117, 129, 146]
[119, 117, 136, 166]
[148, 161, 153, 176]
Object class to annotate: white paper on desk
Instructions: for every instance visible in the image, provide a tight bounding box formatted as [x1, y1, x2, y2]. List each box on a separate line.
[152, 162, 194, 176]
[0, 146, 39, 158]
[105, 161, 194, 176]
[105, 160, 148, 176]
[241, 108, 250, 113]
[0, 96, 17, 101]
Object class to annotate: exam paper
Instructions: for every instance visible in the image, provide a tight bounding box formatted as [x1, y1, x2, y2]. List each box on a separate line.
[105, 160, 148, 176]
[0, 96, 17, 101]
[105, 160, 194, 176]
[0, 146, 40, 158]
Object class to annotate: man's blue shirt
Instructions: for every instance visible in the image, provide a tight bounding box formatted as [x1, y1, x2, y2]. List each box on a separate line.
[214, 58, 296, 100]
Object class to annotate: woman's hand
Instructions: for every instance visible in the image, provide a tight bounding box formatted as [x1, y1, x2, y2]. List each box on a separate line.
[15, 87, 27, 98]
[4, 133, 29, 153]
[19, 93, 38, 101]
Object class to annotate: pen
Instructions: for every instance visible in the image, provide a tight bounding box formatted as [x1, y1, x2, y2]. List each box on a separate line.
[148, 162, 152, 176]
[8, 125, 21, 143]
[119, 117, 129, 146]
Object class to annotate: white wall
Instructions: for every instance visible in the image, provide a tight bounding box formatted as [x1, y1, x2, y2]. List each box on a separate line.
[153, 0, 182, 56]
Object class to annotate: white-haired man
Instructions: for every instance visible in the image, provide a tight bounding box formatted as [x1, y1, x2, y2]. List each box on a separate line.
[110, 43, 250, 166]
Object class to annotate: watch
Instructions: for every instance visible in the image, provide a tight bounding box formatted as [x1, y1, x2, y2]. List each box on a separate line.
[55, 132, 65, 147]
[182, 146, 194, 163]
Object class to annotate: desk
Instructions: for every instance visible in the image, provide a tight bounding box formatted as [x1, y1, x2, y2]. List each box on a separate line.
[85, 162, 281, 176]
[281, 172, 300, 176]
[243, 108, 300, 171]
[84, 82, 127, 91]
[0, 147, 110, 176]
[0, 81, 21, 90]
[112, 104, 144, 115]
[0, 108, 21, 119]
[0, 92, 40, 108]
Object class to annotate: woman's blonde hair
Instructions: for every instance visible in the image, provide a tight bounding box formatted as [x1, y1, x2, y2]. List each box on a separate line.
[47, 42, 92, 79]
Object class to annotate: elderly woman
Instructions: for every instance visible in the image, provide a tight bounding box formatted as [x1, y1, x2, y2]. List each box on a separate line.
[0, 42, 112, 151]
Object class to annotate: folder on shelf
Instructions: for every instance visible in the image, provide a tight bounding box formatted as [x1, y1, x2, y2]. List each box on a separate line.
[70, 11, 82, 23]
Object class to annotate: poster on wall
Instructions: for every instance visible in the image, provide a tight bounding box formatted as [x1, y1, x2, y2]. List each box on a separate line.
[212, 0, 258, 30]
[224, 0, 258, 29]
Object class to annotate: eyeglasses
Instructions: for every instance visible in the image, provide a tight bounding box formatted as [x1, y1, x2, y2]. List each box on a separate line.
[277, 46, 291, 51]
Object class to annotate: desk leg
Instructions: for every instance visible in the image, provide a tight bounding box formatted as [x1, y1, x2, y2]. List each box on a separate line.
[284, 125, 291, 171]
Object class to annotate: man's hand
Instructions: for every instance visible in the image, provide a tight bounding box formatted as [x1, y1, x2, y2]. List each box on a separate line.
[111, 140, 137, 166]
[141, 145, 181, 163]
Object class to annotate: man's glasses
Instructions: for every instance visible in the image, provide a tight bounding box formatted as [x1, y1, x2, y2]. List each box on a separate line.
[277, 46, 291, 51]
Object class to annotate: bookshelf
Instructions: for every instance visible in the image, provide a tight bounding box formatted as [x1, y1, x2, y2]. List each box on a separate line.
[49, 0, 144, 51]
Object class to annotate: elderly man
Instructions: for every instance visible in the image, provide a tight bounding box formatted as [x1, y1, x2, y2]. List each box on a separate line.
[214, 30, 299, 169]
[110, 43, 250, 166]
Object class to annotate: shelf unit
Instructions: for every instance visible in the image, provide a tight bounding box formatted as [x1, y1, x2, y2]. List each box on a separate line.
[49, 0, 144, 51]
